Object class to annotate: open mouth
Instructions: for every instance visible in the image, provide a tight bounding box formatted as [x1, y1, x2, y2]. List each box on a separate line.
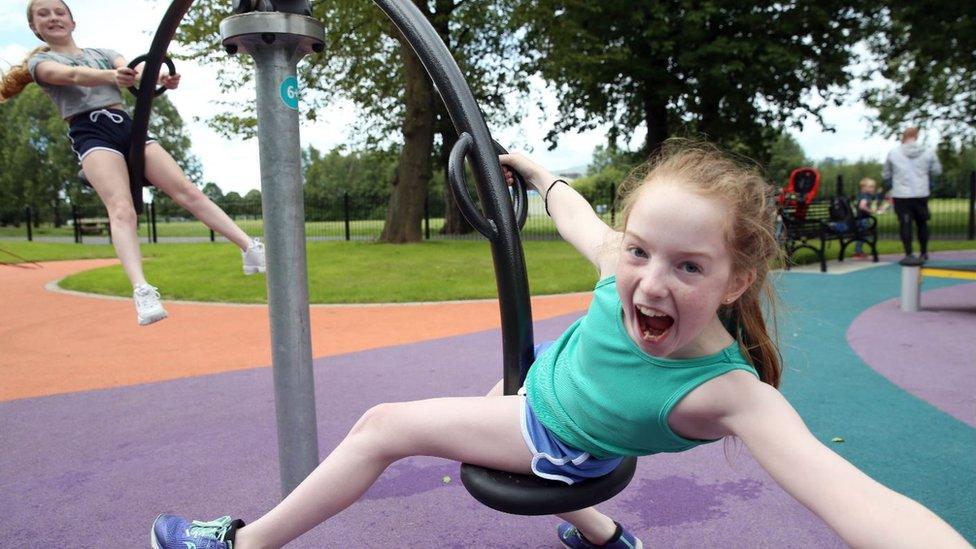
[637, 305, 674, 342]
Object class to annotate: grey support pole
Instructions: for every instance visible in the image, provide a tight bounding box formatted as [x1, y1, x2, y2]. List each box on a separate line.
[900, 265, 921, 312]
[221, 11, 324, 498]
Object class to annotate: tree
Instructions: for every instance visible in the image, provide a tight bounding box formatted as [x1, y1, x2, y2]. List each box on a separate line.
[514, 0, 870, 161]
[766, 133, 810, 187]
[176, 0, 527, 242]
[0, 84, 202, 225]
[864, 3, 975, 143]
[0, 85, 78, 226]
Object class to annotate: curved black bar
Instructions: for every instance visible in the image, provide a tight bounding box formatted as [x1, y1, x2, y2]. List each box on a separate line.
[373, 0, 536, 396]
[448, 134, 497, 240]
[448, 136, 529, 239]
[127, 54, 177, 97]
[127, 0, 195, 214]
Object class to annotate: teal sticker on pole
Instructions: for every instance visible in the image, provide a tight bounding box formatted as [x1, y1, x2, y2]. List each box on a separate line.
[280, 76, 300, 110]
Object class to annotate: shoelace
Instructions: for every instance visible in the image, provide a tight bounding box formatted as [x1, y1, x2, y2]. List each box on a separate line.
[89, 109, 124, 124]
[134, 285, 161, 308]
[249, 238, 264, 252]
[187, 516, 234, 544]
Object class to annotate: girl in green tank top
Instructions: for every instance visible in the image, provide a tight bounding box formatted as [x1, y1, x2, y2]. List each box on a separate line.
[149, 142, 968, 549]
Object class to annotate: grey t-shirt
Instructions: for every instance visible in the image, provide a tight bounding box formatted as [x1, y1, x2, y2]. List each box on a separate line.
[27, 48, 124, 120]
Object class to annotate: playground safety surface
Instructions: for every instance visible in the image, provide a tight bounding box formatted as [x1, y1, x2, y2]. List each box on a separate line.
[1, 253, 973, 547]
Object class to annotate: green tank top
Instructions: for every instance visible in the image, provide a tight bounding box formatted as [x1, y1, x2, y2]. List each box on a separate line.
[525, 276, 758, 459]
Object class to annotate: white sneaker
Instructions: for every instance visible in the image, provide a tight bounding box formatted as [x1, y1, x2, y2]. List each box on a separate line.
[243, 238, 266, 275]
[134, 284, 168, 326]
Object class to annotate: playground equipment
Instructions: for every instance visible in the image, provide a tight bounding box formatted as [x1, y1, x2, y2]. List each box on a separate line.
[900, 261, 976, 312]
[127, 0, 635, 511]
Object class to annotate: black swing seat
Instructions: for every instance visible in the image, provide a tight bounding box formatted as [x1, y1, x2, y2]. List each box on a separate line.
[459, 456, 637, 516]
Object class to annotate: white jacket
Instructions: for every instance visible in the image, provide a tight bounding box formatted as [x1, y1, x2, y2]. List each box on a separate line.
[882, 141, 942, 198]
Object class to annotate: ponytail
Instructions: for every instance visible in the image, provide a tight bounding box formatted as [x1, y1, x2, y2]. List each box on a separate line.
[0, 46, 49, 102]
[728, 281, 782, 388]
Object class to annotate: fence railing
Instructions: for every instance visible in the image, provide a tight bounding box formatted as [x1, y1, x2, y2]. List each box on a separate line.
[6, 171, 975, 243]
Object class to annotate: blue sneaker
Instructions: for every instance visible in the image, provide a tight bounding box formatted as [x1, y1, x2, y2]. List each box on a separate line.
[558, 521, 643, 549]
[150, 514, 245, 549]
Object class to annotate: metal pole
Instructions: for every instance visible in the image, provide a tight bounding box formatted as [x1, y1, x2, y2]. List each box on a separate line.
[151, 201, 158, 243]
[72, 205, 81, 244]
[424, 190, 430, 240]
[968, 171, 974, 240]
[344, 192, 351, 241]
[836, 174, 844, 197]
[222, 11, 323, 498]
[25, 206, 32, 242]
[900, 265, 921, 312]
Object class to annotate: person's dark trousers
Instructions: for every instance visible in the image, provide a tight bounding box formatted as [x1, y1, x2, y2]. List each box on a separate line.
[893, 197, 930, 256]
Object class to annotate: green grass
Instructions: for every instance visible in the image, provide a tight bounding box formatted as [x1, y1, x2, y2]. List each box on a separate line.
[49, 240, 597, 303]
[3, 238, 972, 304]
[0, 241, 119, 263]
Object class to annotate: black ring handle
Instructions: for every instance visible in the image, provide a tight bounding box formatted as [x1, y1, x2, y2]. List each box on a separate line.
[492, 141, 528, 230]
[448, 133, 496, 239]
[127, 54, 176, 97]
[448, 134, 529, 240]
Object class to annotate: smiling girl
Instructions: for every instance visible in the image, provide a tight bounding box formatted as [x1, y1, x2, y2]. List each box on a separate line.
[150, 141, 967, 549]
[1, 0, 265, 326]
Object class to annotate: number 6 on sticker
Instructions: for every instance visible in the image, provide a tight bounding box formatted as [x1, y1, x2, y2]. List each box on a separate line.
[279, 76, 300, 110]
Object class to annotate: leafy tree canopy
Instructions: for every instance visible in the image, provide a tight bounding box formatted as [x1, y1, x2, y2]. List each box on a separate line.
[175, 0, 527, 145]
[513, 0, 870, 161]
[864, 2, 975, 144]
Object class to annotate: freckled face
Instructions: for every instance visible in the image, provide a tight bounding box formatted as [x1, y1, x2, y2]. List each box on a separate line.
[29, 0, 75, 42]
[616, 182, 740, 358]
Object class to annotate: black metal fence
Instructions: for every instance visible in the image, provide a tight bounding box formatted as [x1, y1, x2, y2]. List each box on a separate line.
[8, 171, 976, 244]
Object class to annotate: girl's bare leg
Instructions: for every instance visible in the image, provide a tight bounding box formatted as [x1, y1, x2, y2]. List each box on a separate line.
[557, 508, 620, 544]
[143, 143, 251, 251]
[82, 151, 147, 287]
[484, 379, 619, 544]
[234, 396, 533, 549]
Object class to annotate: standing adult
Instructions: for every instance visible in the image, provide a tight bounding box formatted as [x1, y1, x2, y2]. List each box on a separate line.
[882, 127, 941, 262]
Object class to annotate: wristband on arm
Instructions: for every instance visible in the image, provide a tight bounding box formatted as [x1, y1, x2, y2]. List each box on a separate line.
[544, 179, 569, 217]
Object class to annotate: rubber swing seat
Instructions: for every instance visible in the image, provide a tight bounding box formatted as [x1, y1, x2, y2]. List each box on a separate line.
[459, 456, 637, 516]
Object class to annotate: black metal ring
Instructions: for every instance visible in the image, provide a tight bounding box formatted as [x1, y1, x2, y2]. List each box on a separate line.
[447, 135, 529, 240]
[127, 54, 177, 97]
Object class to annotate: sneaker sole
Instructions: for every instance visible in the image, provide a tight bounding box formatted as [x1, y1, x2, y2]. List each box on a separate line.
[149, 514, 163, 549]
[560, 536, 643, 549]
[139, 310, 169, 326]
[243, 266, 266, 275]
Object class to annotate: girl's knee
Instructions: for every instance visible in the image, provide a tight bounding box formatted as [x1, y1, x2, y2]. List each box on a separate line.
[170, 184, 204, 208]
[107, 204, 137, 227]
[348, 402, 415, 459]
[350, 402, 401, 439]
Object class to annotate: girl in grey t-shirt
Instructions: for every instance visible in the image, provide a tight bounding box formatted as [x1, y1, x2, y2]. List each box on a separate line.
[1, 0, 266, 326]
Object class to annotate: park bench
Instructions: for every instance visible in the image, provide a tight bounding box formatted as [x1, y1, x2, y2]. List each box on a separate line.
[778, 197, 878, 272]
[77, 217, 111, 235]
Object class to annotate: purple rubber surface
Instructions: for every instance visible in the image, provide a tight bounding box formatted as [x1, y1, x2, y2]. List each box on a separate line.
[0, 314, 841, 548]
[847, 280, 976, 427]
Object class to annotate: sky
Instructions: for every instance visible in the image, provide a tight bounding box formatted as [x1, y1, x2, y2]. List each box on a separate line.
[1, 0, 920, 195]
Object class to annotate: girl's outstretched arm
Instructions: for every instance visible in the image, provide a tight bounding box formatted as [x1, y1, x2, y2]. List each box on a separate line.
[717, 380, 969, 548]
[499, 153, 617, 273]
[119, 56, 181, 90]
[33, 59, 135, 89]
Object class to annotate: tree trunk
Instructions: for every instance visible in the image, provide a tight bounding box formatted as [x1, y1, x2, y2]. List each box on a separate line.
[380, 20, 436, 243]
[643, 95, 670, 155]
[429, 0, 473, 236]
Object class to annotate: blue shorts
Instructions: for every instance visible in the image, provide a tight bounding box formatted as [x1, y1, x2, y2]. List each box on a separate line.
[519, 396, 623, 485]
[67, 108, 155, 163]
